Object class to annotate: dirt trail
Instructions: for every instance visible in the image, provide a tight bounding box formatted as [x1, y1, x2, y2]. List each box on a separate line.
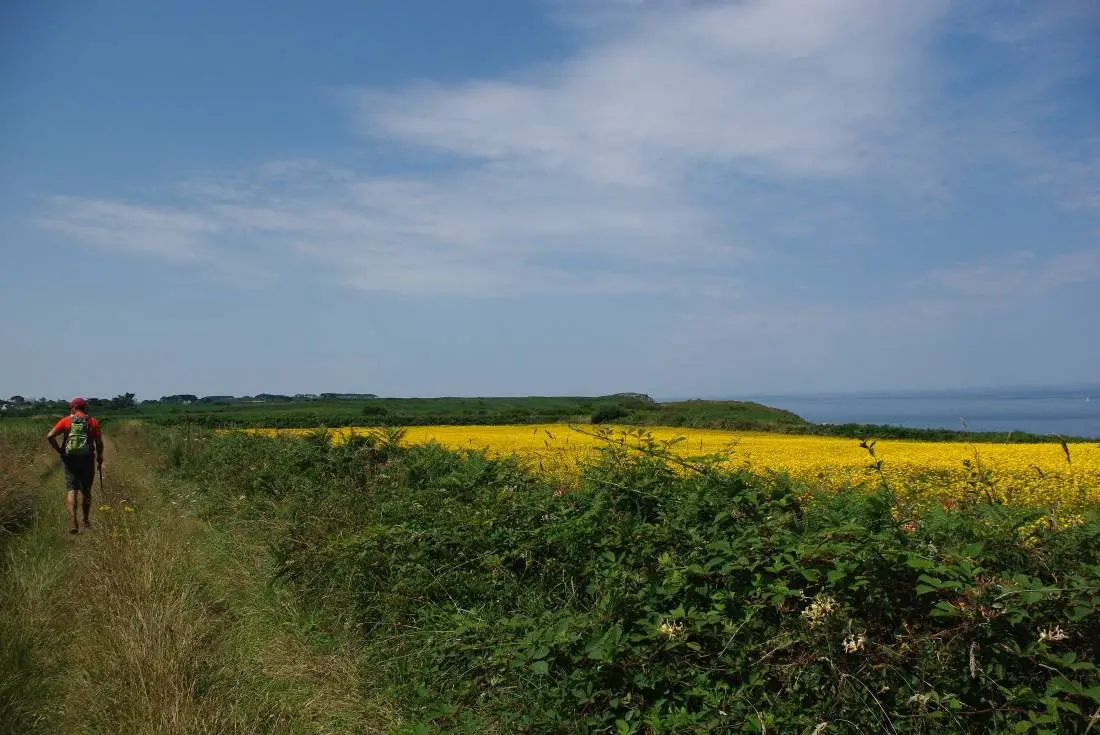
[1, 424, 393, 734]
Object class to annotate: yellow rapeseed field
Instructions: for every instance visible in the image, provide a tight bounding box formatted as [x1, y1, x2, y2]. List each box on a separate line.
[260, 424, 1100, 509]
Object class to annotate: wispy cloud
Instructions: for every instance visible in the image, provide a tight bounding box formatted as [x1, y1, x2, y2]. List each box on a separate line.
[37, 197, 219, 263]
[360, 0, 948, 186]
[34, 0, 1099, 303]
[928, 248, 1100, 300]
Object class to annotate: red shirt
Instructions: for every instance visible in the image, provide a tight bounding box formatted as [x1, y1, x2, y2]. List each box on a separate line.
[52, 412, 102, 445]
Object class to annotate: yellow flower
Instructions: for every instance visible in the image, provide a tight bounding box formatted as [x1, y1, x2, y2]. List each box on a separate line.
[252, 424, 1100, 509]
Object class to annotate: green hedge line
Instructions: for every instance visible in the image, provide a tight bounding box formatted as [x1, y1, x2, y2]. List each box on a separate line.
[172, 429, 1100, 733]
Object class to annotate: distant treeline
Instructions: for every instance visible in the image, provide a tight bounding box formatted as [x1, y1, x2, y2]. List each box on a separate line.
[1, 393, 136, 414]
[2, 392, 1088, 442]
[155, 393, 380, 403]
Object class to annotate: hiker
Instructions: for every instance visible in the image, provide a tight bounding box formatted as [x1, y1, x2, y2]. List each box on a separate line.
[46, 397, 104, 534]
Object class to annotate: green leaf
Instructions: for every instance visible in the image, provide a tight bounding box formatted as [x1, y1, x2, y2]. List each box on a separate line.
[906, 554, 936, 570]
[961, 542, 985, 558]
[931, 601, 961, 619]
[1046, 677, 1077, 696]
[585, 643, 607, 661]
[531, 660, 549, 675]
[917, 574, 946, 589]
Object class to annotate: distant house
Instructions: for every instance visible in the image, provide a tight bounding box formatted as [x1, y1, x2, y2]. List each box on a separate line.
[294, 393, 319, 400]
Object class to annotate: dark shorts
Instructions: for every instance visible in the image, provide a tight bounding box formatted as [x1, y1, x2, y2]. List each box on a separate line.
[63, 456, 96, 494]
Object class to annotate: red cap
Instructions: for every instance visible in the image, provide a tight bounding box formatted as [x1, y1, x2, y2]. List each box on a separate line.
[70, 397, 88, 409]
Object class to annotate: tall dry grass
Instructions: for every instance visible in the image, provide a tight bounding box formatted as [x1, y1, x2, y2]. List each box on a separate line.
[1, 423, 395, 734]
[0, 421, 47, 537]
[0, 421, 57, 730]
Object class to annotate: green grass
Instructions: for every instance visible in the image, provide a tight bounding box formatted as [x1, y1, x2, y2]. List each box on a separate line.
[0, 422, 394, 734]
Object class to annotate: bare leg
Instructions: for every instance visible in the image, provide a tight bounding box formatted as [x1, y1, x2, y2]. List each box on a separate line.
[66, 490, 79, 533]
[82, 491, 92, 528]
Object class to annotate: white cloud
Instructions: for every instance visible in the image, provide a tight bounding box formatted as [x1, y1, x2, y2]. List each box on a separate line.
[44, 158, 741, 297]
[1014, 138, 1100, 215]
[928, 248, 1100, 300]
[360, 0, 948, 186]
[33, 0, 1099, 302]
[37, 197, 219, 262]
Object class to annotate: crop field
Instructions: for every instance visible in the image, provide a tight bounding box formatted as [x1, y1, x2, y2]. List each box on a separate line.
[257, 423, 1100, 508]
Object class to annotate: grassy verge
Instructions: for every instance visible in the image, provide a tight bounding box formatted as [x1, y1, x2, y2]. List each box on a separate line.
[0, 421, 395, 734]
[0, 421, 47, 539]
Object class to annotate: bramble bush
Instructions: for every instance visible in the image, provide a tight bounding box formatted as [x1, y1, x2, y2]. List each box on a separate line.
[172, 428, 1100, 734]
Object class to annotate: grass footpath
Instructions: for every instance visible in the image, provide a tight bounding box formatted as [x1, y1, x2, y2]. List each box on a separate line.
[0, 422, 398, 734]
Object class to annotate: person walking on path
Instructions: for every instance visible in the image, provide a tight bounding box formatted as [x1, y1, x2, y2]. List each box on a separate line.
[46, 397, 104, 534]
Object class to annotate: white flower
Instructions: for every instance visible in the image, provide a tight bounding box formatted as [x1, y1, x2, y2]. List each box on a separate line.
[658, 620, 687, 641]
[842, 633, 867, 654]
[801, 595, 839, 627]
[1038, 626, 1069, 643]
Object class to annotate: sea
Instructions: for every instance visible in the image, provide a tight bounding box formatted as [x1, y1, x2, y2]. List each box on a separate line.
[734, 385, 1100, 439]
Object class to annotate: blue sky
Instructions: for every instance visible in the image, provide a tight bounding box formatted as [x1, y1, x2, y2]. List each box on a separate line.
[2, 0, 1098, 401]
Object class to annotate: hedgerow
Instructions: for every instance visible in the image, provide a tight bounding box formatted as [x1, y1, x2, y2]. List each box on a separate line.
[172, 428, 1100, 734]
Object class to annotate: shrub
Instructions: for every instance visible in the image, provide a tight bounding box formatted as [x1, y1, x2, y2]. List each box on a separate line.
[590, 405, 630, 424]
[175, 429, 1100, 734]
